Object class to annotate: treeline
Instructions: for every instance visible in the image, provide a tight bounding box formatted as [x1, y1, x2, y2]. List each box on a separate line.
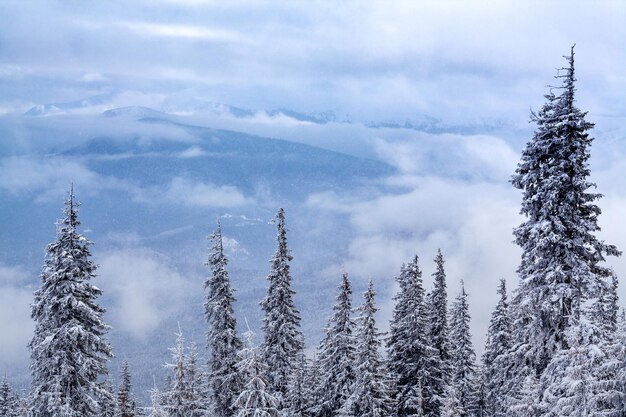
[2, 46, 625, 417]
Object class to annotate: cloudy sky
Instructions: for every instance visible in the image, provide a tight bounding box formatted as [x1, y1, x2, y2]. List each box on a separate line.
[1, 0, 626, 386]
[1, 1, 625, 122]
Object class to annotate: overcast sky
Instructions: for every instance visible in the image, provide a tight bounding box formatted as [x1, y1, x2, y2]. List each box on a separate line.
[1, 0, 625, 123]
[1, 0, 626, 380]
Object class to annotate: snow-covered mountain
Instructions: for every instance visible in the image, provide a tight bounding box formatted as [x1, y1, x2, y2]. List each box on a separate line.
[22, 93, 510, 135]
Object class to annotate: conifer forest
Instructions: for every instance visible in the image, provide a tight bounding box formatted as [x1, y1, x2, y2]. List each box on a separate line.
[2, 2, 626, 417]
[1, 45, 625, 417]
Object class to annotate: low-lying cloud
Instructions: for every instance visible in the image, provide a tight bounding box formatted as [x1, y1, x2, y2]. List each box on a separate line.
[97, 248, 192, 338]
[0, 156, 254, 208]
[0, 264, 34, 370]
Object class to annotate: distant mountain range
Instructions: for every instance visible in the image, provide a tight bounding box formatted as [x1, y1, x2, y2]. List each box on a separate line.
[23, 93, 510, 135]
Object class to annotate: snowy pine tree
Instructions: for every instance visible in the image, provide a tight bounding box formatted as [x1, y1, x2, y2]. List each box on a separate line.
[185, 342, 208, 417]
[163, 329, 192, 417]
[508, 373, 540, 417]
[341, 281, 391, 417]
[205, 222, 243, 417]
[388, 256, 433, 417]
[448, 283, 478, 417]
[118, 361, 137, 417]
[260, 208, 304, 407]
[148, 386, 168, 417]
[588, 273, 625, 416]
[316, 272, 357, 417]
[604, 310, 626, 415]
[286, 351, 309, 417]
[539, 308, 605, 417]
[98, 378, 118, 417]
[304, 356, 321, 417]
[441, 385, 463, 417]
[233, 331, 279, 417]
[29, 188, 113, 417]
[427, 249, 452, 417]
[0, 377, 19, 417]
[481, 279, 511, 417]
[509, 46, 621, 401]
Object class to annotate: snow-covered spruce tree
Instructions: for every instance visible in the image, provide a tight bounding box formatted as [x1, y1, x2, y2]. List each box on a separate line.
[304, 355, 321, 416]
[603, 310, 626, 414]
[315, 272, 357, 417]
[163, 329, 191, 417]
[340, 281, 391, 417]
[117, 361, 137, 417]
[441, 385, 462, 417]
[539, 299, 606, 417]
[427, 249, 452, 417]
[508, 373, 539, 417]
[98, 378, 118, 417]
[260, 208, 304, 407]
[233, 331, 279, 417]
[29, 189, 113, 417]
[509, 46, 621, 395]
[286, 351, 309, 417]
[0, 377, 19, 417]
[585, 273, 625, 416]
[148, 386, 168, 417]
[205, 222, 243, 417]
[387, 256, 433, 417]
[448, 283, 478, 417]
[186, 342, 208, 417]
[481, 279, 511, 417]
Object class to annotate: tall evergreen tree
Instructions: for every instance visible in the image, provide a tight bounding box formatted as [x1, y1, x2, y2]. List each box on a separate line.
[605, 310, 626, 415]
[99, 378, 118, 417]
[29, 188, 113, 417]
[585, 279, 623, 416]
[507, 373, 539, 417]
[148, 386, 167, 417]
[186, 342, 208, 417]
[448, 283, 477, 417]
[163, 329, 191, 417]
[481, 279, 511, 417]
[304, 355, 321, 417]
[441, 386, 462, 417]
[286, 351, 309, 417]
[340, 281, 391, 417]
[260, 208, 304, 406]
[316, 272, 357, 417]
[509, 46, 621, 393]
[117, 361, 137, 417]
[539, 308, 604, 417]
[233, 331, 279, 417]
[0, 377, 19, 417]
[428, 249, 452, 417]
[388, 256, 432, 417]
[205, 222, 243, 417]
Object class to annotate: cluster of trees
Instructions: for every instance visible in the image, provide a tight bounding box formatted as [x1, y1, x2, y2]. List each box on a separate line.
[1, 47, 624, 417]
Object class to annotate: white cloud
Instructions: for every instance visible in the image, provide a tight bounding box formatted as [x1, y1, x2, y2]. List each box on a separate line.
[0, 156, 127, 201]
[372, 133, 520, 180]
[97, 248, 192, 338]
[222, 235, 250, 259]
[306, 127, 528, 352]
[118, 20, 249, 43]
[133, 177, 254, 208]
[2, 1, 624, 124]
[310, 176, 522, 353]
[0, 265, 34, 368]
[82, 72, 106, 82]
[178, 146, 207, 158]
[0, 156, 254, 210]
